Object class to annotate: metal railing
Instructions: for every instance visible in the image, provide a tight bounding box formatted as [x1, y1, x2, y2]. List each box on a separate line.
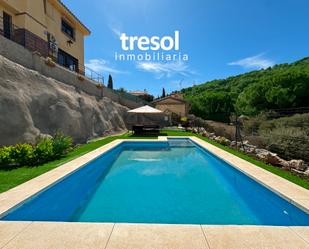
[0, 16, 155, 106]
[80, 65, 104, 83]
[107, 88, 152, 106]
[0, 15, 104, 83]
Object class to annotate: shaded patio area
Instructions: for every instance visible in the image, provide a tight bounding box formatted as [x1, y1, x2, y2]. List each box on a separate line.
[127, 105, 170, 135]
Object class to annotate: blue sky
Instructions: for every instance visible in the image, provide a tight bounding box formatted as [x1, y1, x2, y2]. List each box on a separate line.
[63, 0, 309, 96]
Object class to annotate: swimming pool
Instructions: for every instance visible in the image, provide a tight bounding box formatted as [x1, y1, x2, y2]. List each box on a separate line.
[1, 138, 309, 225]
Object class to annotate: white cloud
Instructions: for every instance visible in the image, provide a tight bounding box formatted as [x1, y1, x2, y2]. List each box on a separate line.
[228, 53, 274, 69]
[85, 59, 126, 74]
[136, 61, 194, 79]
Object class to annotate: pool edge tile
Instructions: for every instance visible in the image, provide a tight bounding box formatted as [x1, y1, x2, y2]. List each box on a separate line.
[106, 223, 210, 249]
[289, 226, 309, 244]
[1, 222, 309, 249]
[0, 221, 32, 248]
[2, 221, 115, 249]
[201, 225, 309, 249]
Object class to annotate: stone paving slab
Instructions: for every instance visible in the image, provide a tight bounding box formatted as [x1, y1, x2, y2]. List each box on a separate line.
[290, 226, 309, 244]
[0, 221, 31, 248]
[106, 223, 209, 249]
[1, 222, 308, 249]
[1, 221, 114, 249]
[201, 225, 309, 249]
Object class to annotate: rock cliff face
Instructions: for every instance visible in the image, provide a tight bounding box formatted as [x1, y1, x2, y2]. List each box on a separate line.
[0, 55, 128, 146]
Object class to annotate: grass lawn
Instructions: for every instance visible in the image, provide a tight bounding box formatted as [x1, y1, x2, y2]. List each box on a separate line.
[0, 130, 308, 193]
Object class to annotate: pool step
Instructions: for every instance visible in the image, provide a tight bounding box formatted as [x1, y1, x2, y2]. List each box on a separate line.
[168, 139, 195, 148]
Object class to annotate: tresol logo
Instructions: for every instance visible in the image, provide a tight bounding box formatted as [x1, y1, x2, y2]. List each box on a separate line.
[115, 31, 189, 62]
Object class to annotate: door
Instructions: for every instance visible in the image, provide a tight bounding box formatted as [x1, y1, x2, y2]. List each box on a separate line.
[3, 12, 12, 39]
[57, 49, 79, 72]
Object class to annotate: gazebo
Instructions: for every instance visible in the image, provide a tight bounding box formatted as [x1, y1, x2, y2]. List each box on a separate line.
[127, 105, 165, 135]
[128, 105, 163, 115]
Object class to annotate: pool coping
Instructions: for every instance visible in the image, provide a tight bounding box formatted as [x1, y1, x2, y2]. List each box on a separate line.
[0, 221, 308, 249]
[0, 136, 308, 217]
[0, 136, 308, 248]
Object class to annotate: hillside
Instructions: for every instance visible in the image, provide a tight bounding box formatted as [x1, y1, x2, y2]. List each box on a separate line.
[0, 55, 128, 146]
[181, 57, 309, 121]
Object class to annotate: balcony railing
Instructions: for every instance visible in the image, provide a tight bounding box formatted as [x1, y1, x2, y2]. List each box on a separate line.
[0, 15, 104, 83]
[0, 16, 154, 107]
[81, 65, 104, 83]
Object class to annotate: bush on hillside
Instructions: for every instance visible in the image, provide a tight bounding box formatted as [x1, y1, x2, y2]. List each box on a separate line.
[242, 113, 309, 162]
[262, 128, 309, 162]
[241, 113, 268, 135]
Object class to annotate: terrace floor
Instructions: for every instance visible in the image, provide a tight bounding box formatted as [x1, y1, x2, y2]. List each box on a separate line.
[0, 136, 308, 248]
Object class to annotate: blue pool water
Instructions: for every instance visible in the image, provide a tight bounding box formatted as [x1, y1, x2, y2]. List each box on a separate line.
[1, 139, 309, 225]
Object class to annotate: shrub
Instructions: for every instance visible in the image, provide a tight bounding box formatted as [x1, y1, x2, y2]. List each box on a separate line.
[0, 146, 14, 167]
[260, 127, 309, 162]
[243, 113, 309, 162]
[52, 132, 73, 159]
[33, 138, 54, 164]
[0, 133, 73, 168]
[10, 144, 34, 166]
[242, 113, 268, 135]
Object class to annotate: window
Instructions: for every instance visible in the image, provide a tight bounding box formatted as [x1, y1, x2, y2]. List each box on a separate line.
[57, 49, 78, 72]
[61, 19, 74, 39]
[3, 12, 12, 39]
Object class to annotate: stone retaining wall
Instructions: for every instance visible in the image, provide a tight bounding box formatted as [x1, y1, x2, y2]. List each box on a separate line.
[0, 35, 144, 109]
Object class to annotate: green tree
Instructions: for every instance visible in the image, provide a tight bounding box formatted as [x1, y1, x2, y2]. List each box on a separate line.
[107, 74, 113, 89]
[162, 88, 166, 98]
[180, 56, 309, 120]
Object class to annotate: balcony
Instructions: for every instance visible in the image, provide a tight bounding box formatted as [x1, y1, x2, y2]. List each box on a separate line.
[0, 15, 104, 83]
